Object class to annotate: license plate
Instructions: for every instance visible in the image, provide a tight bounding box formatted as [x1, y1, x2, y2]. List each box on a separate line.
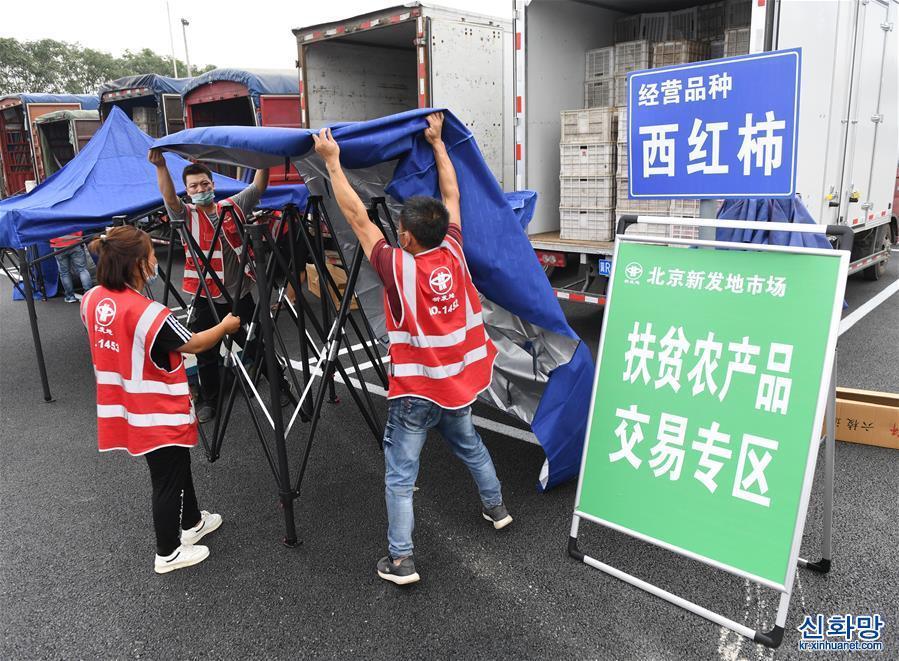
[599, 259, 612, 277]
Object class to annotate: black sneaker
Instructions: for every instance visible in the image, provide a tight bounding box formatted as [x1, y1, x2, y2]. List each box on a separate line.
[482, 503, 513, 530]
[376, 555, 420, 586]
[196, 401, 216, 424]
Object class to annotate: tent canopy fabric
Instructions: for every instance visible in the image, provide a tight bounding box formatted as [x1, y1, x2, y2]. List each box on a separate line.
[34, 110, 100, 124]
[99, 74, 192, 97]
[154, 108, 594, 491]
[182, 68, 299, 104]
[0, 106, 308, 249]
[716, 197, 833, 250]
[0, 93, 100, 110]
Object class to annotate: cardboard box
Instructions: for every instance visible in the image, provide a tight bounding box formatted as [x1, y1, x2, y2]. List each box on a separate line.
[834, 388, 899, 450]
[305, 262, 358, 311]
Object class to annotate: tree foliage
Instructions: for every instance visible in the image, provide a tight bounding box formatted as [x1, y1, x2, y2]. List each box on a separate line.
[0, 38, 216, 96]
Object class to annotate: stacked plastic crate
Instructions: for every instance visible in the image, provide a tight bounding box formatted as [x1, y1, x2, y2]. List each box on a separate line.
[559, 108, 617, 241]
[724, 0, 751, 55]
[585, 46, 615, 108]
[613, 40, 651, 107]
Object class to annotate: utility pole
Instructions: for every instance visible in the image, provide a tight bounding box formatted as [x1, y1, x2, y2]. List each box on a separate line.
[166, 1, 179, 77]
[181, 18, 192, 78]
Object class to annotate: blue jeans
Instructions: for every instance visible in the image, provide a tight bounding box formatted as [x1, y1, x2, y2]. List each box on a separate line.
[55, 246, 93, 298]
[384, 396, 503, 558]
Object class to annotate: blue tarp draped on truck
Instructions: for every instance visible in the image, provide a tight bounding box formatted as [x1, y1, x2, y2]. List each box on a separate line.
[0, 107, 308, 250]
[155, 108, 594, 491]
[181, 68, 299, 105]
[716, 197, 833, 250]
[99, 74, 192, 97]
[1, 93, 100, 110]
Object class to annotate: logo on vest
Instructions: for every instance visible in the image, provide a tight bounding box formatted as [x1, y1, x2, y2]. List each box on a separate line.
[428, 266, 454, 295]
[95, 298, 117, 327]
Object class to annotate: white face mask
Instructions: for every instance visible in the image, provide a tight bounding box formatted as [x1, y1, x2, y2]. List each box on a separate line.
[145, 262, 159, 285]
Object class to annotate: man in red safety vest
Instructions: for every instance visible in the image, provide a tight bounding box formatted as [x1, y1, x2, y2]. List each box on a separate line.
[148, 150, 293, 423]
[312, 113, 512, 586]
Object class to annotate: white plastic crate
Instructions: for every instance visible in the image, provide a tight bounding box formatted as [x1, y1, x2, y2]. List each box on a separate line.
[616, 148, 629, 177]
[561, 108, 617, 142]
[725, 0, 752, 29]
[614, 74, 629, 108]
[669, 199, 702, 217]
[560, 208, 615, 242]
[586, 47, 615, 79]
[559, 176, 616, 209]
[669, 8, 698, 40]
[651, 40, 711, 67]
[640, 12, 669, 42]
[697, 1, 726, 40]
[615, 15, 641, 43]
[724, 27, 750, 56]
[560, 143, 617, 177]
[616, 178, 671, 214]
[617, 108, 628, 143]
[614, 40, 651, 73]
[584, 80, 615, 108]
[710, 39, 725, 59]
[670, 223, 701, 240]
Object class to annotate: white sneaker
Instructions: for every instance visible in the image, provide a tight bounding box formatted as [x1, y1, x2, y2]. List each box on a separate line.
[180, 510, 222, 546]
[154, 544, 209, 574]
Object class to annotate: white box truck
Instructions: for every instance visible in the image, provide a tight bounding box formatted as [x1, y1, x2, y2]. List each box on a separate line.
[292, 1, 897, 309]
[516, 0, 898, 300]
[292, 3, 513, 188]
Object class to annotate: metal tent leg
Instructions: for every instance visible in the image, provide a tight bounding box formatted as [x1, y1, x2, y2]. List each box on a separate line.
[17, 249, 54, 403]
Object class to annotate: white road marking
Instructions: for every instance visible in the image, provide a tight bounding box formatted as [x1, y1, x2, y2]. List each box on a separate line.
[839, 277, 899, 336]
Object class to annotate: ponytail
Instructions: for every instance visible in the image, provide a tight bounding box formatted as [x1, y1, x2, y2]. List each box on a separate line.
[90, 226, 152, 291]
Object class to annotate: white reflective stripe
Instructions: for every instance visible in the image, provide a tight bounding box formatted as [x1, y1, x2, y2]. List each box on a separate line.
[95, 370, 190, 395]
[387, 311, 483, 348]
[97, 404, 194, 427]
[132, 302, 167, 379]
[391, 345, 489, 380]
[80, 286, 99, 327]
[401, 250, 417, 321]
[443, 235, 470, 278]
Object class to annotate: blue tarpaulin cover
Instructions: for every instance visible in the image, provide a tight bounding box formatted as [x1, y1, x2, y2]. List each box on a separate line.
[0, 106, 308, 250]
[1, 93, 100, 110]
[99, 74, 192, 97]
[182, 68, 298, 106]
[716, 197, 832, 250]
[155, 108, 595, 491]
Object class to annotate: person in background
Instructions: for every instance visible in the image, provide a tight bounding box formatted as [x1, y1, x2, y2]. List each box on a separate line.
[313, 113, 512, 587]
[148, 150, 293, 423]
[82, 225, 240, 573]
[51, 230, 93, 303]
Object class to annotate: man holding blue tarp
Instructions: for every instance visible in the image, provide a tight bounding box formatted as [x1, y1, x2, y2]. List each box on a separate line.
[312, 113, 513, 586]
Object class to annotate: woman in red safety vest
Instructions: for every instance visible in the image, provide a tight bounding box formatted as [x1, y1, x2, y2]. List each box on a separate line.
[82, 226, 241, 574]
[312, 113, 512, 587]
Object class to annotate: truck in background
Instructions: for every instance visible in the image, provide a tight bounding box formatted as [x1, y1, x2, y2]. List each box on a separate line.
[292, 2, 513, 189]
[33, 109, 101, 178]
[182, 68, 302, 184]
[99, 74, 191, 139]
[0, 93, 99, 197]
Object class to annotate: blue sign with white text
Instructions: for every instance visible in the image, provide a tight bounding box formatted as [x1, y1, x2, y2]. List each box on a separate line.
[627, 49, 801, 199]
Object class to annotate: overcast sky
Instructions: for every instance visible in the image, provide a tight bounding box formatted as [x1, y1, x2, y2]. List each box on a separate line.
[2, 0, 512, 72]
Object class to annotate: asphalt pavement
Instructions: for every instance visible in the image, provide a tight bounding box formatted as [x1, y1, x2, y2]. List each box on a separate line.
[1, 252, 897, 660]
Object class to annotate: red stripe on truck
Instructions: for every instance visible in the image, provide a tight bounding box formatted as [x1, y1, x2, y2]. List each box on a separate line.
[516, 32, 522, 50]
[516, 144, 522, 161]
[516, 96, 523, 113]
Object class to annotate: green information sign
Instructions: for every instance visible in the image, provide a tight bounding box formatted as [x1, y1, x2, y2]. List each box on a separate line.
[575, 239, 847, 589]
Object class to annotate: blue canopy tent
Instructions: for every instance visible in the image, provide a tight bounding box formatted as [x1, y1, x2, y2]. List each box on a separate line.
[0, 106, 308, 402]
[155, 108, 595, 491]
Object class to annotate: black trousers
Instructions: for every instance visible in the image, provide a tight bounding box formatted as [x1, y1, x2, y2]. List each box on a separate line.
[145, 446, 202, 556]
[189, 294, 259, 403]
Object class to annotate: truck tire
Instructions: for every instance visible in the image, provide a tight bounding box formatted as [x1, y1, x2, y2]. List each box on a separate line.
[863, 225, 891, 281]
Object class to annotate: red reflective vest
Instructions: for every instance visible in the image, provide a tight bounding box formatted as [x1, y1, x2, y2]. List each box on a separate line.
[385, 233, 496, 409]
[181, 199, 248, 297]
[81, 286, 197, 455]
[50, 231, 83, 249]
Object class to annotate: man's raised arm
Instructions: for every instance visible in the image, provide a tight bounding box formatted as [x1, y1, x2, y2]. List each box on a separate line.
[253, 167, 270, 193]
[312, 128, 383, 259]
[423, 112, 461, 228]
[148, 148, 183, 215]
